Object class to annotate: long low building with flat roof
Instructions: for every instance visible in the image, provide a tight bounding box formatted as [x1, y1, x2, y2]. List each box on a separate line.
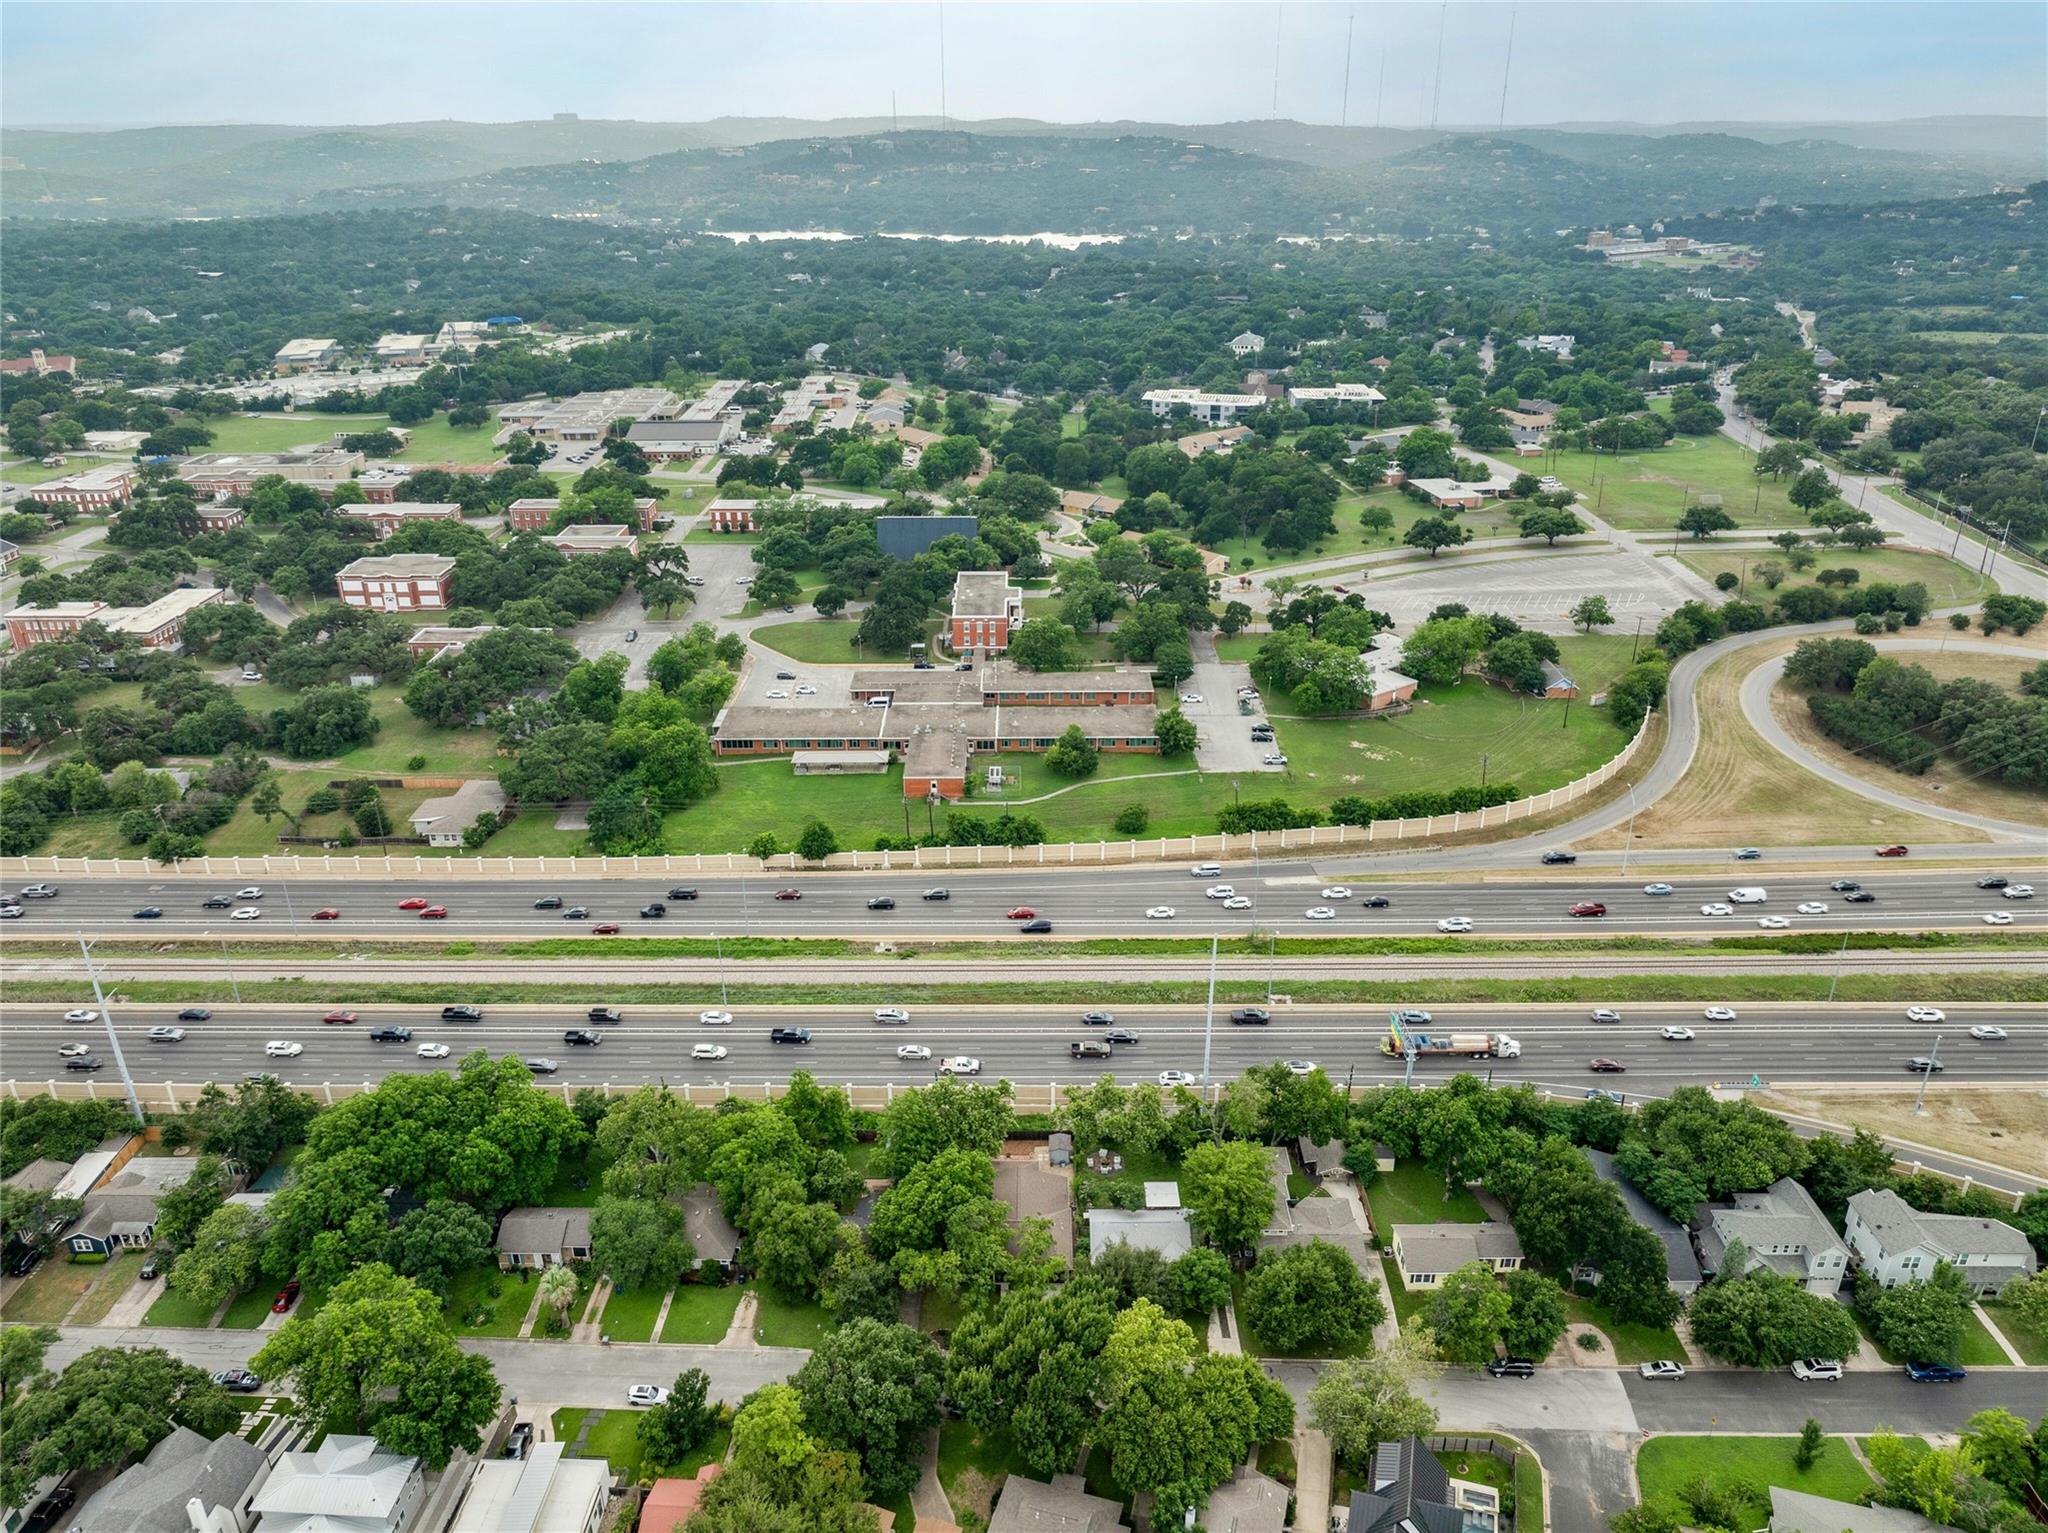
[4, 587, 225, 651]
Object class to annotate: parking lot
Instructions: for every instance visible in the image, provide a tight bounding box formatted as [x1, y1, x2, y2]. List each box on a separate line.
[1181, 656, 1284, 775]
[732, 659, 851, 707]
[1357, 548, 1703, 631]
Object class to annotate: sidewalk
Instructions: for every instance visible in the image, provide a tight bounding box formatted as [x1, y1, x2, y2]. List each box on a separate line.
[1293, 1427, 1332, 1533]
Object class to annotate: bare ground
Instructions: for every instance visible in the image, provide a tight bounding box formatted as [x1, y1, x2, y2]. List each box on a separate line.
[1758, 1085, 2048, 1181]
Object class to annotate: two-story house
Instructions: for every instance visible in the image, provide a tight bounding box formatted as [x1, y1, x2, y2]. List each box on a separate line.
[1695, 1177, 1849, 1296]
[1844, 1188, 2038, 1298]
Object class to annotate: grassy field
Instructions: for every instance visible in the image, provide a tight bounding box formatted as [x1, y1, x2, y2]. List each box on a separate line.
[1380, 1257, 1430, 1327]
[750, 618, 876, 664]
[1675, 545, 1999, 608]
[753, 1286, 834, 1348]
[198, 412, 500, 465]
[2, 457, 99, 485]
[444, 1264, 533, 1337]
[144, 1284, 223, 1328]
[1637, 1435, 1872, 1529]
[220, 1285, 279, 1329]
[1559, 1291, 1686, 1367]
[1983, 1301, 2048, 1365]
[551, 1407, 656, 1482]
[660, 1281, 746, 1344]
[1366, 1161, 1487, 1229]
[597, 1282, 668, 1343]
[2, 1255, 101, 1323]
[1547, 434, 1805, 531]
[1203, 488, 1521, 571]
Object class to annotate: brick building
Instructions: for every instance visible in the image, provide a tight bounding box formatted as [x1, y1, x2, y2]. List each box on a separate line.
[704, 498, 761, 533]
[4, 588, 225, 651]
[949, 571, 1023, 657]
[339, 501, 464, 539]
[31, 463, 135, 511]
[335, 554, 455, 613]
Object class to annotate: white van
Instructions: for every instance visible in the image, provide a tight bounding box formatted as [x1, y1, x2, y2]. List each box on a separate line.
[1190, 863, 1223, 877]
[1729, 887, 1768, 904]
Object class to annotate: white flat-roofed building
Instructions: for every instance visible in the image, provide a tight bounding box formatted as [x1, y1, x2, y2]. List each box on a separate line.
[436, 320, 495, 351]
[272, 338, 342, 373]
[177, 450, 365, 498]
[81, 429, 149, 453]
[335, 554, 455, 613]
[372, 333, 442, 366]
[1287, 383, 1387, 406]
[547, 524, 638, 558]
[625, 418, 737, 458]
[501, 388, 679, 443]
[1141, 387, 1265, 424]
[448, 1443, 608, 1533]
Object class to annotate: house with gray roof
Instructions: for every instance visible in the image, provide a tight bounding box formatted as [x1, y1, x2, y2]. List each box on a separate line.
[1261, 1200, 1375, 1276]
[1298, 1137, 1347, 1180]
[988, 1472, 1129, 1533]
[252, 1435, 421, 1533]
[1695, 1177, 1848, 1296]
[70, 1426, 269, 1533]
[63, 1194, 164, 1261]
[1769, 1487, 1943, 1533]
[1347, 1436, 1502, 1533]
[993, 1156, 1075, 1264]
[1578, 1149, 1703, 1296]
[1201, 1468, 1289, 1533]
[2, 1158, 69, 1193]
[495, 1206, 593, 1270]
[1084, 1207, 1193, 1262]
[1390, 1224, 1523, 1288]
[677, 1183, 742, 1276]
[1844, 1188, 2038, 1297]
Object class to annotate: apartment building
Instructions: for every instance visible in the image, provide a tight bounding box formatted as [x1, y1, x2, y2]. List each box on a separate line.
[1140, 387, 1265, 424]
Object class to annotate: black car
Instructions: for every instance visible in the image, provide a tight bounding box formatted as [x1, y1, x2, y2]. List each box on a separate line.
[1104, 1029, 1140, 1045]
[65, 1055, 103, 1072]
[8, 1247, 43, 1278]
[922, 888, 950, 901]
[533, 896, 564, 910]
[1082, 1010, 1114, 1025]
[132, 906, 163, 919]
[1845, 890, 1877, 903]
[139, 1253, 163, 1280]
[667, 888, 699, 901]
[177, 1008, 213, 1021]
[523, 1057, 559, 1074]
[1020, 918, 1053, 934]
[775, 670, 796, 681]
[1230, 1008, 1271, 1025]
[23, 1484, 76, 1533]
[588, 1006, 622, 1023]
[639, 903, 667, 918]
[1830, 880, 1863, 892]
[912, 660, 936, 669]
[1977, 875, 2009, 890]
[369, 1026, 413, 1042]
[1906, 1057, 1945, 1074]
[563, 1029, 604, 1046]
[867, 897, 896, 910]
[202, 895, 234, 909]
[1906, 1361, 1966, 1382]
[1361, 895, 1392, 908]
[769, 1027, 812, 1044]
[1485, 1358, 1537, 1378]
[562, 906, 589, 920]
[1541, 850, 1578, 865]
[504, 1422, 535, 1461]
[212, 1369, 263, 1393]
[442, 1005, 484, 1022]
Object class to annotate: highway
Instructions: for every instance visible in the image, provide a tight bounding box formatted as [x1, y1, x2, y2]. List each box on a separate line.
[3, 867, 2041, 939]
[13, 1001, 2042, 1093]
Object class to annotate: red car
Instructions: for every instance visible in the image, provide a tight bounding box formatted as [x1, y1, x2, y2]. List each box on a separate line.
[592, 922, 621, 935]
[321, 1010, 357, 1025]
[398, 897, 430, 910]
[311, 907, 341, 920]
[271, 1280, 300, 1314]
[772, 889, 802, 902]
[1875, 845, 1910, 858]
[419, 906, 449, 920]
[1589, 1058, 1627, 1073]
[1333, 583, 1350, 593]
[1568, 902, 1608, 918]
[1007, 906, 1036, 920]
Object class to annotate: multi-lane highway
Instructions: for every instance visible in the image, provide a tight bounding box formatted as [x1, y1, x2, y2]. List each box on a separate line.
[15, 1001, 2041, 1093]
[4, 867, 2041, 939]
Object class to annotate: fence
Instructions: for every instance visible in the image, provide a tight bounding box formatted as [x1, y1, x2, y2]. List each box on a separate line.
[0, 717, 1650, 882]
[1425, 1435, 1524, 1533]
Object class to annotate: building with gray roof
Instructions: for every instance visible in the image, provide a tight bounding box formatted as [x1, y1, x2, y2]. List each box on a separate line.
[1844, 1188, 2037, 1297]
[1695, 1177, 1848, 1296]
[988, 1472, 1129, 1533]
[1201, 1469, 1289, 1533]
[252, 1434, 421, 1533]
[1390, 1224, 1524, 1288]
[1084, 1207, 1194, 1262]
[1580, 1148, 1703, 1296]
[70, 1426, 269, 1533]
[1769, 1488, 1943, 1533]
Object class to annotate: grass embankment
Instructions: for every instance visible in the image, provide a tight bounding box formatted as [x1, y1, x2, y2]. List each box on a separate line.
[1636, 1434, 1872, 1530]
[1676, 545, 1998, 609]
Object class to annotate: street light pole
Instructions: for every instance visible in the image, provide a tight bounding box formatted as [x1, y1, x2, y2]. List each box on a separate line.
[713, 930, 728, 1009]
[1200, 935, 1218, 1089]
[1620, 784, 1639, 877]
[1826, 930, 1850, 1004]
[220, 935, 241, 1004]
[1912, 1035, 1942, 1116]
[78, 938, 145, 1125]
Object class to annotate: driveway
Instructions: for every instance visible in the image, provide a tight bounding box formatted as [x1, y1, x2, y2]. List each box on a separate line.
[1184, 637, 1281, 776]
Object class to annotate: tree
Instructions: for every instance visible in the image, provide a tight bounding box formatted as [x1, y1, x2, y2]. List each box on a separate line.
[1404, 515, 1470, 558]
[1306, 1327, 1444, 1469]
[1795, 1416, 1825, 1473]
[749, 1196, 850, 1301]
[1359, 504, 1395, 538]
[590, 1196, 693, 1292]
[1427, 1261, 1515, 1367]
[729, 1383, 817, 1479]
[1044, 723, 1100, 779]
[1180, 1140, 1276, 1255]
[866, 1148, 1012, 1297]
[1787, 466, 1837, 512]
[1518, 506, 1587, 545]
[1500, 1269, 1569, 1360]
[1400, 614, 1489, 685]
[795, 820, 839, 862]
[536, 1263, 579, 1331]
[1571, 595, 1614, 633]
[1856, 1262, 1973, 1365]
[151, 1154, 232, 1251]
[1677, 504, 1738, 539]
[276, 685, 378, 758]
[638, 1367, 717, 1471]
[0, 1324, 56, 1407]
[792, 1319, 944, 1502]
[749, 567, 801, 609]
[1152, 637, 1196, 689]
[1169, 1246, 1235, 1321]
[0, 1345, 238, 1508]
[1154, 706, 1197, 757]
[1687, 1266, 1860, 1369]
[1007, 618, 1080, 672]
[185, 1077, 315, 1171]
[167, 1202, 266, 1308]
[947, 1278, 1115, 1478]
[1241, 1239, 1384, 1353]
[873, 1079, 1013, 1177]
[1961, 1408, 2036, 1501]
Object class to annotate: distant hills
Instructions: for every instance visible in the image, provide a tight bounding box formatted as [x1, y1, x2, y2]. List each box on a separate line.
[1, 113, 2037, 228]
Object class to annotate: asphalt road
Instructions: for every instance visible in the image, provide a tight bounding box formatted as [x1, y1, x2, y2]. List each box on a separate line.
[6, 867, 2040, 940]
[17, 1001, 2040, 1095]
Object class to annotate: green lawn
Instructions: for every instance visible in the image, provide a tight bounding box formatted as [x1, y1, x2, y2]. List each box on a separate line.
[539, 1150, 611, 1207]
[220, 1286, 278, 1330]
[331, 692, 505, 775]
[598, 1282, 669, 1343]
[550, 1407, 653, 1482]
[443, 1264, 536, 1338]
[1852, 1304, 2011, 1368]
[1549, 434, 1807, 531]
[1365, 1161, 1487, 1229]
[1550, 633, 1652, 697]
[1380, 1257, 1430, 1328]
[753, 1286, 835, 1348]
[1674, 544, 1998, 608]
[1983, 1301, 2048, 1365]
[1637, 1435, 1872, 1529]
[66, 1250, 149, 1326]
[1286, 1172, 1322, 1201]
[1558, 1291, 1687, 1367]
[1203, 488, 1521, 571]
[3, 456, 102, 485]
[390, 414, 502, 465]
[749, 616, 945, 665]
[2, 1255, 101, 1324]
[937, 1420, 1039, 1528]
[144, 1284, 224, 1329]
[661, 1281, 746, 1344]
[1213, 633, 1264, 662]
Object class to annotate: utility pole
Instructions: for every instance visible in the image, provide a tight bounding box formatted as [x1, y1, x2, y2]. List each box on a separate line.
[1620, 784, 1639, 876]
[1825, 929, 1850, 1003]
[1911, 1035, 1942, 1116]
[79, 938, 145, 1124]
[220, 935, 241, 1004]
[1200, 935, 1218, 1088]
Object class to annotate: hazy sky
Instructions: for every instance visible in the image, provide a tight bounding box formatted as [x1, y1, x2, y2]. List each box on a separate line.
[4, 1, 2043, 129]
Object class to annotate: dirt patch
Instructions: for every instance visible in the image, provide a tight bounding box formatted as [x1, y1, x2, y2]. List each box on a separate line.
[1757, 1086, 2048, 1181]
[1584, 641, 1984, 850]
[950, 1468, 1000, 1526]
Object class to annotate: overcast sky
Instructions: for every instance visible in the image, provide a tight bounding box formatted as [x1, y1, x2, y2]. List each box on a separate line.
[5, 1, 2043, 130]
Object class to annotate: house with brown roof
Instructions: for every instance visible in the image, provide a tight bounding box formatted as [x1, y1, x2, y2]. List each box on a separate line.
[992, 1155, 1074, 1263]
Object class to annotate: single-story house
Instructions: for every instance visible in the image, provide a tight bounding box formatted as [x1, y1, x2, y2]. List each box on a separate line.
[1298, 1137, 1347, 1180]
[70, 1425, 269, 1533]
[1533, 660, 1577, 700]
[641, 1467, 723, 1533]
[251, 1434, 421, 1533]
[678, 1184, 742, 1276]
[408, 779, 510, 848]
[1769, 1488, 1943, 1533]
[1696, 1177, 1849, 1296]
[1085, 1208, 1194, 1262]
[64, 1194, 163, 1260]
[992, 1156, 1075, 1264]
[1390, 1224, 1524, 1288]
[988, 1473, 1129, 1533]
[1577, 1149, 1702, 1296]
[53, 1134, 145, 1201]
[1843, 1188, 2038, 1297]
[3, 1158, 70, 1193]
[1261, 1200, 1374, 1276]
[1201, 1468, 1289, 1533]
[447, 1442, 609, 1533]
[495, 1206, 593, 1270]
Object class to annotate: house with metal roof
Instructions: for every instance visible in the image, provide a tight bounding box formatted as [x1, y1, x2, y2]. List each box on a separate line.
[1084, 1207, 1194, 1262]
[251, 1435, 421, 1533]
[447, 1441, 609, 1533]
[1347, 1437, 1502, 1533]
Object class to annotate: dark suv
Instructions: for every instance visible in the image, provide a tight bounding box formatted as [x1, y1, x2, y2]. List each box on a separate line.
[1485, 1358, 1537, 1379]
[64, 1055, 103, 1072]
[441, 1005, 483, 1022]
[667, 888, 699, 901]
[769, 1027, 812, 1045]
[1540, 850, 1578, 865]
[588, 1007, 622, 1023]
[563, 1029, 604, 1046]
[369, 1026, 413, 1042]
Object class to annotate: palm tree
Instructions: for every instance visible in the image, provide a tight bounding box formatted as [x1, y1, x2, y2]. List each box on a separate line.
[536, 1264, 578, 1332]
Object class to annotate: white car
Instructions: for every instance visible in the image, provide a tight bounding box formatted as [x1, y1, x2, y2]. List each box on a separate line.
[1791, 1359, 1844, 1382]
[1757, 915, 1791, 929]
[1699, 902, 1733, 916]
[1984, 912, 2015, 925]
[1642, 883, 1674, 896]
[1703, 1006, 1737, 1022]
[627, 1385, 669, 1406]
[2002, 884, 2035, 899]
[873, 1007, 911, 1024]
[1436, 917, 1474, 933]
[1205, 885, 1235, 899]
[1906, 1006, 1945, 1023]
[264, 1041, 302, 1058]
[764, 689, 789, 699]
[1638, 1361, 1687, 1380]
[236, 887, 264, 899]
[1158, 1069, 1197, 1088]
[896, 1044, 933, 1061]
[1222, 896, 1253, 910]
[691, 1043, 729, 1061]
[794, 684, 817, 696]
[417, 1043, 451, 1059]
[58, 1042, 91, 1057]
[231, 907, 262, 921]
[1969, 1025, 2008, 1041]
[1660, 1026, 1696, 1042]
[1321, 886, 1352, 899]
[1190, 863, 1222, 878]
[1285, 1059, 1317, 1075]
[1145, 906, 1176, 920]
[1179, 693, 1203, 704]
[1305, 906, 1337, 920]
[1591, 1008, 1621, 1023]
[1797, 902, 1829, 915]
[1262, 754, 1289, 766]
[700, 1010, 733, 1026]
[239, 670, 264, 682]
[63, 1008, 99, 1023]
[938, 1056, 981, 1076]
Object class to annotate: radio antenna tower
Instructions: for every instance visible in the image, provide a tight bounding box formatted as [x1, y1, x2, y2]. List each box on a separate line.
[1428, 1, 1448, 129]
[1340, 10, 1355, 127]
[1497, 4, 1518, 131]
